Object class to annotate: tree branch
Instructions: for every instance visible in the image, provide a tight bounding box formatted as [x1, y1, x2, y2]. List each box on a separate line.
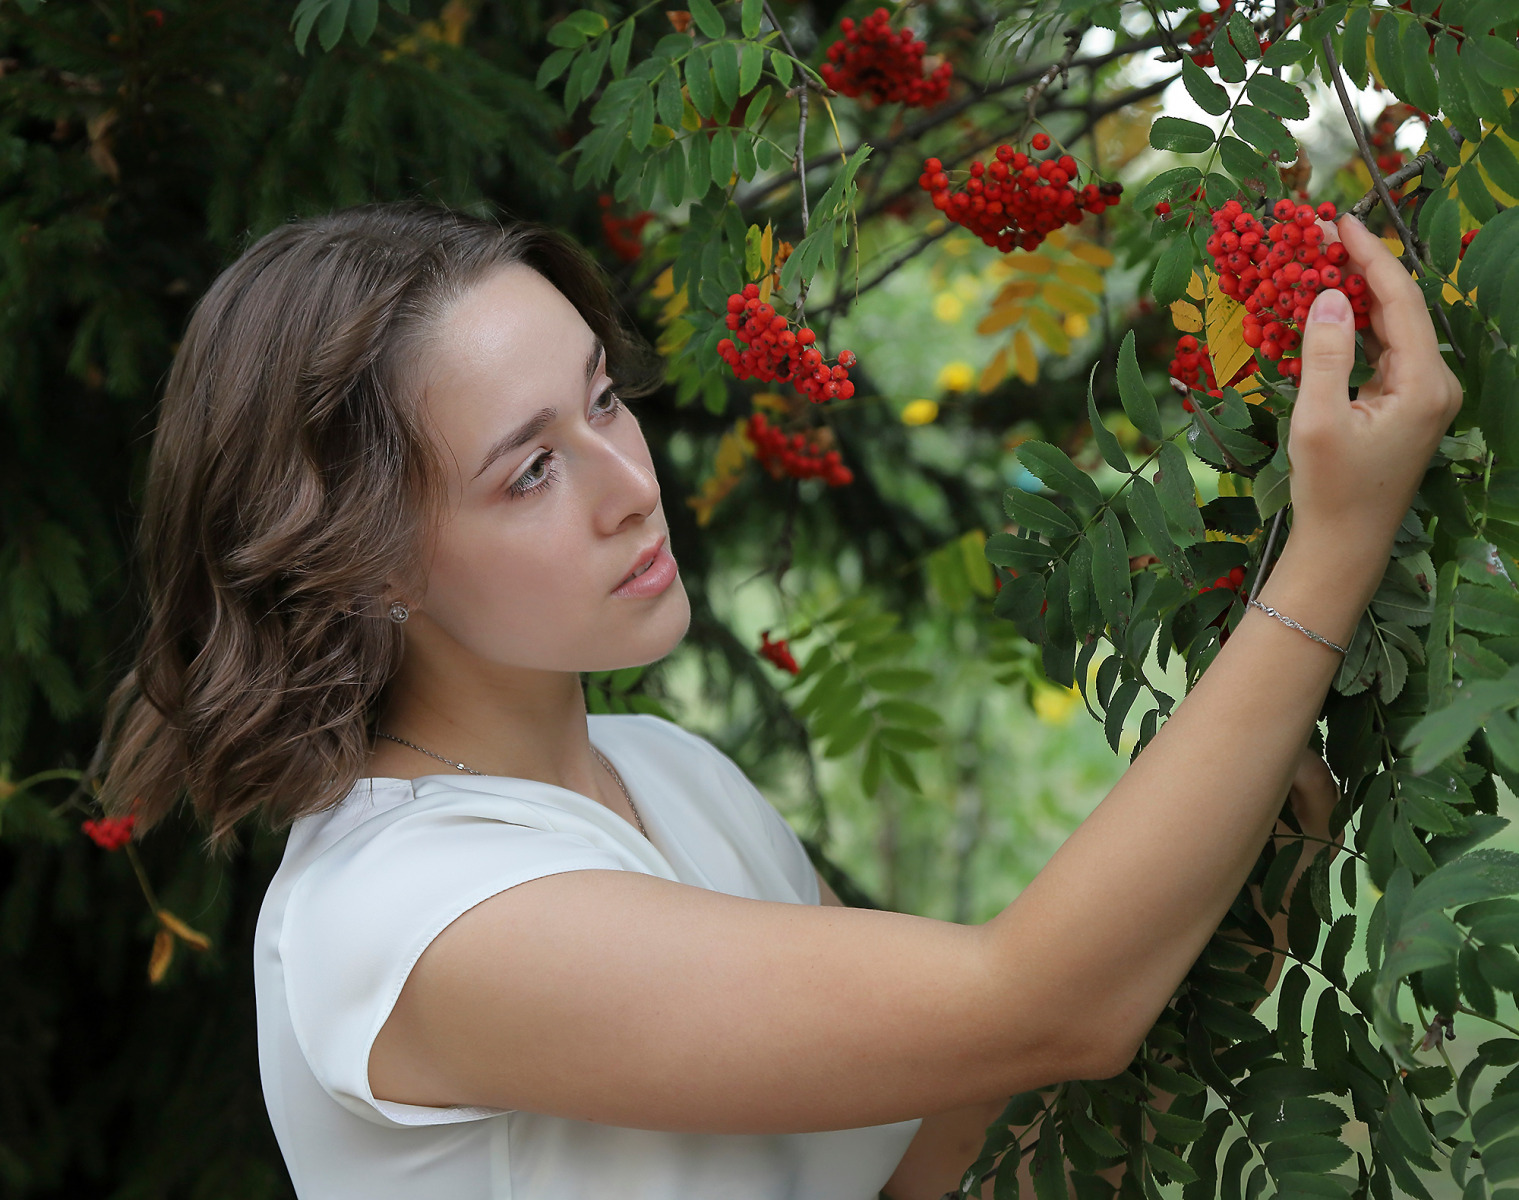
[1348, 128, 1464, 222]
[1319, 30, 1421, 266]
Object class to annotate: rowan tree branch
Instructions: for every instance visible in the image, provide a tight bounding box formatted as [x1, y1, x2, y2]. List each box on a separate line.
[1348, 129, 1464, 223]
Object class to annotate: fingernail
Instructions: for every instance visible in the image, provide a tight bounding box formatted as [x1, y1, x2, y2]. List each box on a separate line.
[1309, 288, 1351, 324]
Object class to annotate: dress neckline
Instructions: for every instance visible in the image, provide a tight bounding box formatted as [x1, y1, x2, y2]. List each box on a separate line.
[355, 729, 652, 845]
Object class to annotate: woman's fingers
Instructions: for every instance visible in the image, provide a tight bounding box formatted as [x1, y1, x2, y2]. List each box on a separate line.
[1335, 215, 1437, 362]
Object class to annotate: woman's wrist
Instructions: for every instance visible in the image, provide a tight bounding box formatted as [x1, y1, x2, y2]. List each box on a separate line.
[1253, 525, 1390, 652]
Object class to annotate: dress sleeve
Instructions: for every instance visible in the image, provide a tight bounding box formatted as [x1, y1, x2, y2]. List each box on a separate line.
[277, 804, 627, 1129]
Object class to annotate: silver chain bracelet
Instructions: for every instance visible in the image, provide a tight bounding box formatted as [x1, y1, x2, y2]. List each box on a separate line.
[1245, 597, 1349, 654]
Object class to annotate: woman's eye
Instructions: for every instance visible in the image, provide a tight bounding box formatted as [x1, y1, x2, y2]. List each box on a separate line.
[505, 387, 621, 500]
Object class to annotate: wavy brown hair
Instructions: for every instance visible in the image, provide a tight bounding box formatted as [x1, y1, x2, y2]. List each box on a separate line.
[88, 201, 660, 855]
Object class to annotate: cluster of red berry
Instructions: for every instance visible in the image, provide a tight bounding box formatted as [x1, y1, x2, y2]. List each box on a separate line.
[719, 285, 857, 402]
[745, 412, 854, 486]
[598, 195, 653, 263]
[1200, 566, 1248, 644]
[820, 8, 952, 109]
[1206, 198, 1370, 383]
[757, 631, 800, 674]
[917, 138, 1123, 253]
[1169, 335, 1220, 412]
[82, 814, 136, 850]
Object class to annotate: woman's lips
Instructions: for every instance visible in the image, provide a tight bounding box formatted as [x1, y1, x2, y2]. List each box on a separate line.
[612, 540, 677, 598]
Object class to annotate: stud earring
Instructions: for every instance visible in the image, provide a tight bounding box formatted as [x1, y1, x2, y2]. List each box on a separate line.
[388, 601, 410, 623]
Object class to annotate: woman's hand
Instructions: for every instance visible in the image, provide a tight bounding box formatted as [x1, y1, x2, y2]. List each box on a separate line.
[1224, 744, 1344, 1001]
[1286, 215, 1464, 555]
[1277, 743, 1344, 864]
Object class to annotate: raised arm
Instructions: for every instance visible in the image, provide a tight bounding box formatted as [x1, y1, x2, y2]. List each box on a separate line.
[980, 214, 1461, 1068]
[368, 216, 1459, 1143]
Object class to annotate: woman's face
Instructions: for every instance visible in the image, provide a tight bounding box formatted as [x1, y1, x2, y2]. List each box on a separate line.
[407, 262, 690, 674]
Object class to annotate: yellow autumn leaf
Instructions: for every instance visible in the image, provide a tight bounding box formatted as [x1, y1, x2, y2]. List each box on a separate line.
[1012, 330, 1039, 384]
[1170, 298, 1204, 333]
[977, 302, 1026, 335]
[148, 928, 174, 984]
[979, 345, 1010, 392]
[1192, 268, 1253, 392]
[1026, 307, 1070, 357]
[652, 266, 675, 299]
[993, 278, 1041, 302]
[1010, 252, 1056, 276]
[1068, 240, 1116, 269]
[158, 909, 211, 951]
[1055, 261, 1104, 292]
[901, 399, 940, 425]
[1064, 312, 1090, 339]
[760, 222, 773, 274]
[1040, 279, 1100, 317]
[752, 391, 789, 414]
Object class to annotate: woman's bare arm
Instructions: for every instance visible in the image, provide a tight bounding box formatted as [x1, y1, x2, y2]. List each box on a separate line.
[369, 215, 1460, 1142]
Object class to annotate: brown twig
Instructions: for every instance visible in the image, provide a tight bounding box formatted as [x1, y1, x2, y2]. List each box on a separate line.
[1348, 128, 1464, 222]
[1022, 28, 1083, 129]
[1319, 30, 1421, 265]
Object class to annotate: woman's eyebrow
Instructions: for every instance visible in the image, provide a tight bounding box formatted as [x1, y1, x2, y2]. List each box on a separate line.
[470, 336, 605, 482]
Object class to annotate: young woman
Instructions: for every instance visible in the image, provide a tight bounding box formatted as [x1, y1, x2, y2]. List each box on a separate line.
[94, 200, 1462, 1200]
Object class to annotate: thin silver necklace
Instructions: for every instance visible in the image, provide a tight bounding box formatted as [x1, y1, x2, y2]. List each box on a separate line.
[372, 730, 649, 839]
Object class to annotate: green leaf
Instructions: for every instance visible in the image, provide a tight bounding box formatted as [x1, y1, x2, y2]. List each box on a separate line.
[1245, 74, 1310, 120]
[770, 47, 793, 87]
[1457, 584, 1519, 633]
[547, 8, 607, 47]
[1003, 489, 1078, 537]
[610, 18, 634, 76]
[1231, 104, 1296, 160]
[1426, 192, 1462, 276]
[1152, 235, 1195, 307]
[1128, 476, 1190, 583]
[349, 0, 379, 45]
[685, 46, 715, 117]
[1153, 441, 1205, 544]
[711, 40, 739, 108]
[1090, 510, 1133, 631]
[317, 0, 352, 51]
[1263, 36, 1315, 67]
[1183, 56, 1230, 115]
[862, 667, 935, 693]
[536, 46, 577, 88]
[1150, 117, 1217, 155]
[1116, 330, 1164, 440]
[741, 0, 762, 38]
[1086, 368, 1131, 474]
[1341, 5, 1370, 86]
[662, 138, 687, 206]
[656, 64, 684, 128]
[1147, 1141, 1200, 1185]
[1016, 441, 1103, 510]
[688, 0, 726, 39]
[1031, 1116, 1066, 1200]
[739, 40, 764, 93]
[1432, 33, 1477, 137]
